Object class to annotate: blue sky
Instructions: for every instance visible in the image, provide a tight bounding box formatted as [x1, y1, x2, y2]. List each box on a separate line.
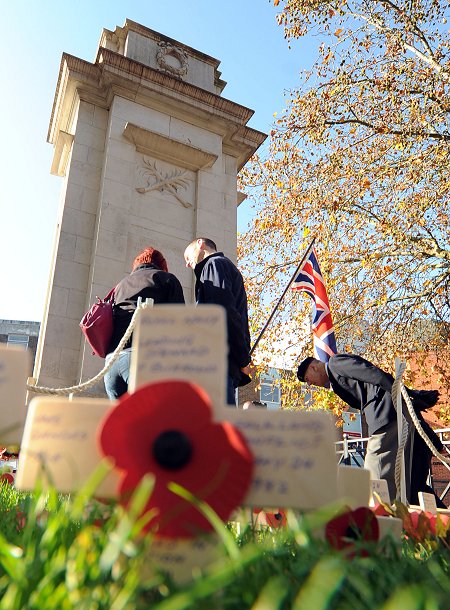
[0, 0, 314, 322]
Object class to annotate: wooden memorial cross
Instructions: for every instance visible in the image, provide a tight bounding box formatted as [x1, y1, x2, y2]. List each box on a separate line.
[16, 305, 350, 582]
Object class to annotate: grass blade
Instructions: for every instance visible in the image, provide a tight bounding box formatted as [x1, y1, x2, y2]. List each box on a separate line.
[292, 556, 346, 610]
[167, 482, 240, 559]
[251, 574, 290, 610]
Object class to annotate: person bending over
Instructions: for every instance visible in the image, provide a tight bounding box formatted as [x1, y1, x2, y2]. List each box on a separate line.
[296, 353, 445, 507]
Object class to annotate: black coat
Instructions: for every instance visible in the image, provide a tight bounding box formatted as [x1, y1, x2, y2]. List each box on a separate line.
[326, 354, 442, 450]
[107, 263, 185, 353]
[194, 252, 251, 384]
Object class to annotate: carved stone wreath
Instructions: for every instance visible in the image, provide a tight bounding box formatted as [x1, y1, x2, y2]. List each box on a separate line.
[156, 41, 189, 78]
[136, 158, 193, 208]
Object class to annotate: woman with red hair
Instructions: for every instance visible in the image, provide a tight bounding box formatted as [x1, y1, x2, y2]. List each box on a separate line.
[104, 247, 185, 399]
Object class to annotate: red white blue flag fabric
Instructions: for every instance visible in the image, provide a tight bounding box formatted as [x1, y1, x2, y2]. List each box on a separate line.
[291, 247, 337, 362]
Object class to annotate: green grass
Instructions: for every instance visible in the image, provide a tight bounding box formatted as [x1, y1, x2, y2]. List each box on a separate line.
[0, 479, 449, 610]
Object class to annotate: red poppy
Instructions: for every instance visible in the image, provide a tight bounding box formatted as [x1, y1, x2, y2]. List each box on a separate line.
[15, 510, 26, 531]
[265, 509, 287, 528]
[325, 507, 379, 556]
[437, 513, 450, 530]
[371, 503, 391, 517]
[402, 510, 438, 542]
[0, 473, 14, 485]
[4, 508, 26, 531]
[98, 380, 254, 539]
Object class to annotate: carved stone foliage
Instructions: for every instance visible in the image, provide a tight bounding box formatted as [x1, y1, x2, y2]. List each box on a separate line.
[156, 41, 189, 78]
[136, 158, 193, 208]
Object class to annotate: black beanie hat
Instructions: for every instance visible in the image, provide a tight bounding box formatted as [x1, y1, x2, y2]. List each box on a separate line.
[296, 357, 315, 382]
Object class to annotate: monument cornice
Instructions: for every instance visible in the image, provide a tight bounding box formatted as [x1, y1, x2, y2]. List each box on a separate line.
[48, 54, 105, 143]
[96, 48, 253, 125]
[48, 48, 267, 169]
[96, 49, 267, 168]
[99, 51, 267, 167]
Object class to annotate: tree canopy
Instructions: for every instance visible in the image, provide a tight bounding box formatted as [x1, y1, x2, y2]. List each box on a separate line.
[240, 0, 450, 414]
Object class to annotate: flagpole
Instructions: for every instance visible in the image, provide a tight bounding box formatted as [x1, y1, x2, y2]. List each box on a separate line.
[249, 237, 316, 357]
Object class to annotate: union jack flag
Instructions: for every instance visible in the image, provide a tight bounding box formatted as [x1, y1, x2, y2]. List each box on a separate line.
[291, 247, 337, 362]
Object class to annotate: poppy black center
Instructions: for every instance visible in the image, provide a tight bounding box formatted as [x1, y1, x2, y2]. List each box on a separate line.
[344, 525, 361, 541]
[152, 430, 193, 470]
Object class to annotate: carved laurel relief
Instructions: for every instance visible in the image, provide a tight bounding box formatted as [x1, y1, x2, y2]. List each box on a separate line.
[156, 41, 189, 78]
[136, 158, 193, 208]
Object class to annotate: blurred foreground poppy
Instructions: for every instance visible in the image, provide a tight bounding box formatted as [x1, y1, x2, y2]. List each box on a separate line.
[0, 473, 14, 485]
[252, 507, 287, 528]
[325, 506, 379, 556]
[265, 509, 287, 528]
[99, 380, 254, 539]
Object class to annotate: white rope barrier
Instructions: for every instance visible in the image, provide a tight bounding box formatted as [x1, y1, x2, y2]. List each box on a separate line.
[401, 383, 450, 466]
[26, 300, 151, 396]
[392, 360, 410, 502]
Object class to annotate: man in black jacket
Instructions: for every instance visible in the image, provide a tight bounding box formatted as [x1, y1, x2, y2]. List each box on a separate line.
[184, 237, 251, 405]
[296, 353, 445, 506]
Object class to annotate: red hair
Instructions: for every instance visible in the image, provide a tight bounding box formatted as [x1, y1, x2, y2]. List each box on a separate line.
[132, 247, 168, 272]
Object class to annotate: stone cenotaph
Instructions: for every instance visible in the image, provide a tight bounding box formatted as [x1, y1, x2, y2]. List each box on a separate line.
[31, 19, 266, 394]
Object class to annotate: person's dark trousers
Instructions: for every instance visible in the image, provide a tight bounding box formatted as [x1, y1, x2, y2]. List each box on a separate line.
[364, 420, 399, 503]
[364, 419, 446, 507]
[227, 375, 237, 406]
[104, 350, 131, 399]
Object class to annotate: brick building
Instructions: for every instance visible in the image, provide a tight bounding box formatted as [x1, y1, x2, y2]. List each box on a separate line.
[405, 351, 450, 506]
[0, 319, 40, 377]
